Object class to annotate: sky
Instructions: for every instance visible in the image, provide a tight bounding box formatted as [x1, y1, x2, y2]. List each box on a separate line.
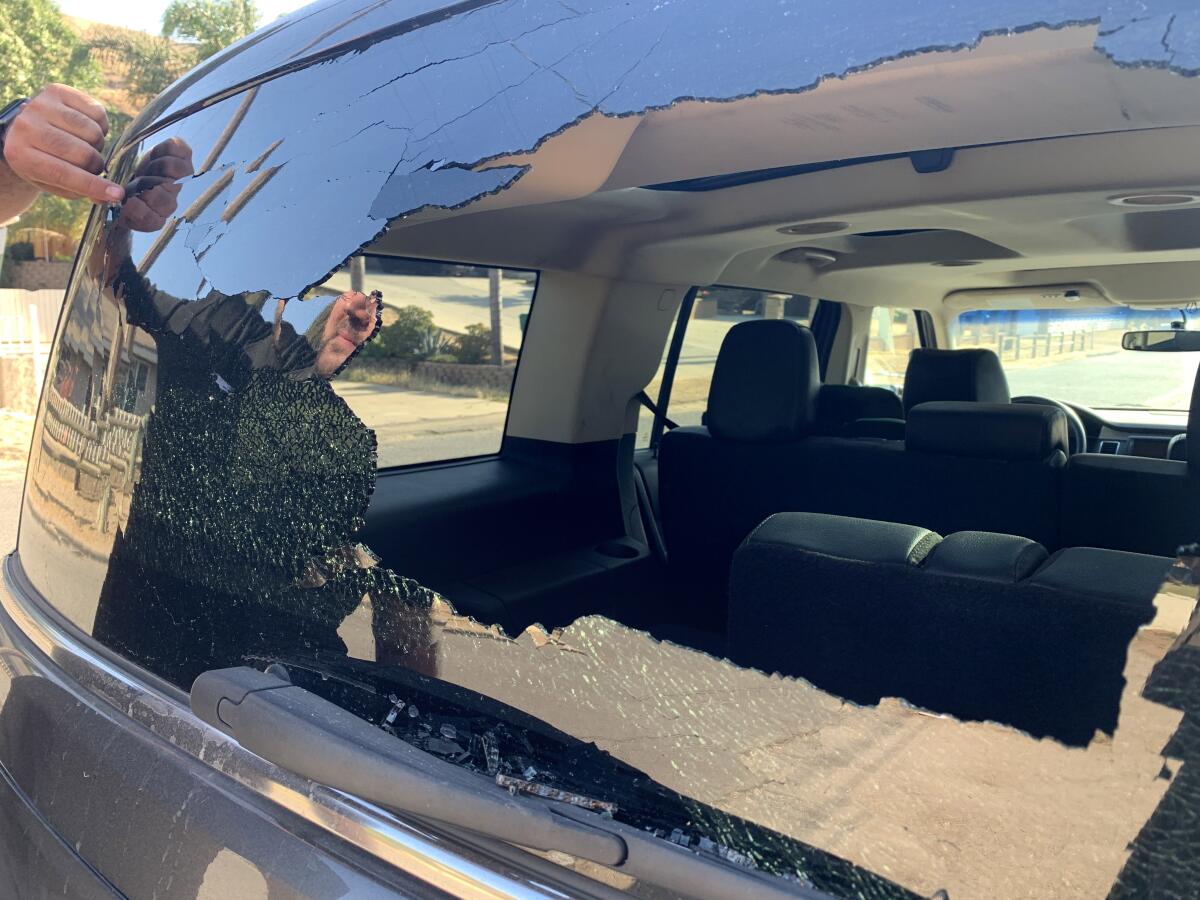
[56, 0, 312, 35]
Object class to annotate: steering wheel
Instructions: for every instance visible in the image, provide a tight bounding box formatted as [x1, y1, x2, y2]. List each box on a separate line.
[1012, 395, 1087, 455]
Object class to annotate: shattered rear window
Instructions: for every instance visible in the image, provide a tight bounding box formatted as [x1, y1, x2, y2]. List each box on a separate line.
[17, 0, 1200, 896]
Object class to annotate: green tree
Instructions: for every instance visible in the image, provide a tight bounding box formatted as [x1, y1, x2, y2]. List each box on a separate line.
[19, 192, 89, 249]
[0, 0, 100, 106]
[454, 324, 493, 365]
[85, 25, 197, 108]
[0, 0, 101, 244]
[161, 0, 259, 61]
[360, 306, 439, 362]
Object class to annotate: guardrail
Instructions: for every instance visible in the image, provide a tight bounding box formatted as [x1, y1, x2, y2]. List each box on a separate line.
[997, 329, 1096, 360]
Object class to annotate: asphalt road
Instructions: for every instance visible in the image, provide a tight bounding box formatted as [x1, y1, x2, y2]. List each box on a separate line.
[1006, 348, 1199, 412]
[332, 381, 510, 468]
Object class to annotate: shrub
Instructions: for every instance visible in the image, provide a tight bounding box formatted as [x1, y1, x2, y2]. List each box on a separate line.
[427, 353, 460, 364]
[416, 325, 456, 360]
[454, 323, 493, 365]
[361, 305, 436, 361]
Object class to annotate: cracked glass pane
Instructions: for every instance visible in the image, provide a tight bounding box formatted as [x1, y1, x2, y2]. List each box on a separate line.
[17, 1, 1200, 896]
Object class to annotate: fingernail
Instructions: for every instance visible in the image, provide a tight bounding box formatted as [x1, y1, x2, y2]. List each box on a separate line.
[105, 185, 124, 202]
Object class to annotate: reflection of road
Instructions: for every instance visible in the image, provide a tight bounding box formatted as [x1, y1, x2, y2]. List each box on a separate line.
[1006, 349, 1200, 411]
[321, 273, 534, 347]
[332, 381, 509, 468]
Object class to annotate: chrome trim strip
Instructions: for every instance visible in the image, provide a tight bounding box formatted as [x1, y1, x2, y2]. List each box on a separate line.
[0, 553, 570, 899]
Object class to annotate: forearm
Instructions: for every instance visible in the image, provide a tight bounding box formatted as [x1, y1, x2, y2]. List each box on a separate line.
[0, 156, 40, 221]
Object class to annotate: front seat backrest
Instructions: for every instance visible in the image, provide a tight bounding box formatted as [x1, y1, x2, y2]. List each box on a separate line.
[706, 318, 821, 441]
[899, 401, 1067, 546]
[1062, 362, 1200, 555]
[658, 319, 825, 627]
[902, 348, 1010, 413]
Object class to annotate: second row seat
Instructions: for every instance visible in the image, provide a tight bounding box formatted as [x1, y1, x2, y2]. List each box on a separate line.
[658, 319, 1068, 627]
[727, 511, 1171, 746]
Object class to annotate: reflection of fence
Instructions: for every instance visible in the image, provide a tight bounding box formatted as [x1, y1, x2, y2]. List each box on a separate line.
[41, 386, 147, 531]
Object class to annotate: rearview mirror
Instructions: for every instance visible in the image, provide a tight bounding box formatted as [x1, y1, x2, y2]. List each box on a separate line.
[1122, 329, 1200, 352]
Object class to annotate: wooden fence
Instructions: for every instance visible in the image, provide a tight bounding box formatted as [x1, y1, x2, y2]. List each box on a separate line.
[0, 289, 62, 409]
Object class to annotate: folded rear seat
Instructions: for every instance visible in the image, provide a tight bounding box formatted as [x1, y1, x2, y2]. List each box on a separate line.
[727, 512, 1169, 745]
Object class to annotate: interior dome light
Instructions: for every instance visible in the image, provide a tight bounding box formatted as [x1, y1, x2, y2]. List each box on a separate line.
[1108, 192, 1200, 208]
[777, 221, 849, 235]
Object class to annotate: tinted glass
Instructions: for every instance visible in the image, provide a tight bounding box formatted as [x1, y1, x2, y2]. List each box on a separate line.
[312, 257, 535, 468]
[949, 307, 1200, 411]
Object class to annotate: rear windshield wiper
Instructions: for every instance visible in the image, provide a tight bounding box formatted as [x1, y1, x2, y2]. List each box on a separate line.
[192, 666, 834, 900]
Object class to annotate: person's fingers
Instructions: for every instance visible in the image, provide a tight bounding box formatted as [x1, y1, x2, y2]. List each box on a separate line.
[141, 186, 178, 218]
[138, 154, 194, 181]
[43, 83, 109, 139]
[6, 144, 122, 204]
[36, 124, 106, 175]
[117, 197, 166, 232]
[44, 101, 106, 152]
[22, 179, 86, 201]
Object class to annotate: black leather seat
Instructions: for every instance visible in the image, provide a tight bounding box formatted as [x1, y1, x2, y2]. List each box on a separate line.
[896, 401, 1068, 548]
[815, 384, 903, 437]
[658, 322, 1071, 628]
[1062, 371, 1200, 555]
[903, 348, 1011, 411]
[859, 347, 1012, 439]
[658, 319, 826, 627]
[728, 511, 1167, 745]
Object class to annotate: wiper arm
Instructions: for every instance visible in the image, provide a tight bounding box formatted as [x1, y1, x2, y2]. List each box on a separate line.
[192, 667, 829, 900]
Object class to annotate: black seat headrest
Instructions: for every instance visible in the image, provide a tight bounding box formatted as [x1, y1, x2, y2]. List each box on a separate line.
[706, 319, 821, 442]
[816, 384, 904, 434]
[902, 348, 1010, 413]
[906, 401, 1068, 462]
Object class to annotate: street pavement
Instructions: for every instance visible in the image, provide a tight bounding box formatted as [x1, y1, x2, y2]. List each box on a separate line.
[332, 381, 509, 468]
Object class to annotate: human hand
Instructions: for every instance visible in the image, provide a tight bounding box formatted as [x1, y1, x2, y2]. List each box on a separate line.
[2, 84, 123, 205]
[115, 138, 195, 233]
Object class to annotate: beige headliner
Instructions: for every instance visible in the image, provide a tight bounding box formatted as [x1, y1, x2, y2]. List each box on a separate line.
[375, 24, 1200, 315]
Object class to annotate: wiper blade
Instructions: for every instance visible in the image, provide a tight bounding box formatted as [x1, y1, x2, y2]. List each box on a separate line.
[192, 666, 832, 900]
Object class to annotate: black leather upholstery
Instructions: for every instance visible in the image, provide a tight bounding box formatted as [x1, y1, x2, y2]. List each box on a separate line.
[816, 384, 904, 436]
[902, 348, 1010, 413]
[924, 531, 1048, 582]
[706, 319, 820, 442]
[747, 512, 940, 566]
[1029, 546, 1175, 605]
[1061, 454, 1199, 556]
[906, 402, 1068, 462]
[728, 512, 1165, 745]
[1059, 364, 1200, 556]
[844, 417, 907, 440]
[1168, 433, 1188, 462]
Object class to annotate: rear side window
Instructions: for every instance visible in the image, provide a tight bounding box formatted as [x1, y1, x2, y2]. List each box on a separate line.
[310, 257, 536, 468]
[863, 307, 918, 389]
[639, 286, 814, 446]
